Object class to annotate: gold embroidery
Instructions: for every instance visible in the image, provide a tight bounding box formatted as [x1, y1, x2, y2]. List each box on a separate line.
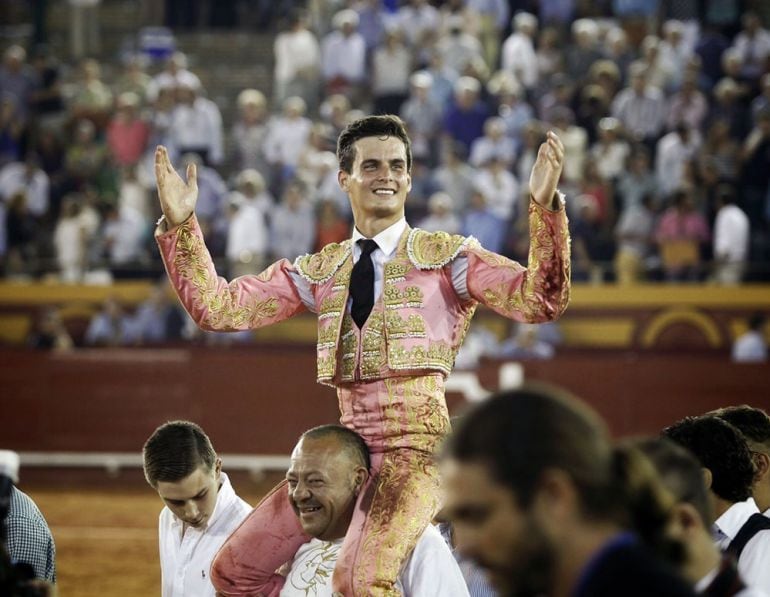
[174, 222, 279, 328]
[387, 342, 454, 374]
[407, 228, 470, 269]
[294, 241, 352, 284]
[382, 286, 423, 309]
[319, 292, 345, 316]
[384, 261, 409, 283]
[385, 312, 426, 338]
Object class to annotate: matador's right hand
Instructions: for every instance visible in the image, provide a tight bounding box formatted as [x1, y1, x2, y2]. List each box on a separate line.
[155, 145, 198, 227]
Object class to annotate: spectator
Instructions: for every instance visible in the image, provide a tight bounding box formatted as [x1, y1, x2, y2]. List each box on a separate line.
[64, 119, 113, 195]
[666, 73, 708, 132]
[710, 77, 751, 142]
[700, 119, 740, 182]
[590, 117, 630, 183]
[270, 180, 314, 260]
[400, 71, 444, 165]
[616, 147, 658, 211]
[712, 185, 749, 285]
[179, 153, 228, 240]
[500, 12, 538, 91]
[273, 10, 321, 110]
[168, 77, 224, 166]
[4, 191, 38, 278]
[663, 415, 770, 592]
[0, 45, 34, 123]
[731, 11, 770, 84]
[314, 199, 349, 252]
[614, 193, 656, 284]
[739, 108, 770, 225]
[611, 62, 666, 147]
[432, 142, 476, 213]
[28, 307, 74, 351]
[567, 18, 603, 85]
[695, 24, 730, 89]
[487, 72, 533, 143]
[263, 96, 313, 195]
[0, 96, 25, 167]
[112, 55, 152, 106]
[147, 51, 201, 103]
[443, 385, 695, 597]
[396, 0, 440, 49]
[0, 153, 49, 219]
[321, 10, 366, 100]
[656, 189, 710, 282]
[461, 191, 506, 254]
[100, 204, 147, 274]
[436, 15, 485, 77]
[549, 107, 587, 185]
[656, 125, 702, 198]
[535, 26, 564, 88]
[4, 476, 56, 582]
[750, 74, 770, 122]
[131, 282, 186, 344]
[537, 72, 574, 124]
[226, 191, 269, 278]
[636, 438, 761, 597]
[465, 0, 508, 69]
[371, 28, 412, 115]
[469, 117, 516, 169]
[472, 156, 518, 222]
[712, 406, 770, 516]
[28, 45, 66, 129]
[53, 195, 87, 282]
[731, 313, 768, 363]
[659, 20, 694, 91]
[69, 59, 113, 129]
[418, 192, 460, 234]
[497, 322, 556, 359]
[84, 297, 136, 346]
[278, 425, 470, 596]
[231, 89, 270, 174]
[106, 92, 150, 167]
[444, 76, 489, 154]
[142, 421, 251, 597]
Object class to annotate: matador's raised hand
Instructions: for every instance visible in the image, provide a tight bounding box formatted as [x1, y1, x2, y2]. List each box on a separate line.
[529, 131, 565, 210]
[155, 145, 198, 227]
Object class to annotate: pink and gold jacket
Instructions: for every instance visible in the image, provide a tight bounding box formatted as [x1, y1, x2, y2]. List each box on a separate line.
[156, 200, 570, 386]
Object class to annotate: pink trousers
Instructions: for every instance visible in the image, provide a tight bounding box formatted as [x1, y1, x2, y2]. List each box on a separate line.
[211, 374, 449, 596]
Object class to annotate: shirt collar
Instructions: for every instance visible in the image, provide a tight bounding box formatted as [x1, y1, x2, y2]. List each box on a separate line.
[713, 498, 760, 541]
[351, 218, 407, 259]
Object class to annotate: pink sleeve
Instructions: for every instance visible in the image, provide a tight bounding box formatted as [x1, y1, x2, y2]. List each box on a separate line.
[464, 200, 571, 323]
[156, 215, 306, 331]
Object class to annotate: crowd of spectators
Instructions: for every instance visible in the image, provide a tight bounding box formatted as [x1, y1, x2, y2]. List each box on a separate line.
[1, 0, 769, 287]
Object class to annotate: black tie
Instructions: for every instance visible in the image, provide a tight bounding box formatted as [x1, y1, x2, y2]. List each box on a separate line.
[350, 239, 378, 328]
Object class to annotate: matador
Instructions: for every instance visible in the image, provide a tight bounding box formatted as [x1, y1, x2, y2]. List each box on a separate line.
[154, 115, 571, 596]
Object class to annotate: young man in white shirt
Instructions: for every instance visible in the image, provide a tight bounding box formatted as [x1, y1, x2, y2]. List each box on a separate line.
[664, 415, 770, 593]
[143, 420, 251, 597]
[280, 425, 469, 596]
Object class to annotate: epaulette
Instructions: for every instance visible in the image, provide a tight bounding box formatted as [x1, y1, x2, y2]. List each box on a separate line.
[406, 228, 477, 270]
[293, 240, 352, 284]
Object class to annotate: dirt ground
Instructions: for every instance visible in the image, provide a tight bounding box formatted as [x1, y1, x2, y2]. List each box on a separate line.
[24, 472, 284, 597]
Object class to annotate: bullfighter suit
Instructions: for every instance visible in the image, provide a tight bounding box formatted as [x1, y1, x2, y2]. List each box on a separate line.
[156, 198, 571, 596]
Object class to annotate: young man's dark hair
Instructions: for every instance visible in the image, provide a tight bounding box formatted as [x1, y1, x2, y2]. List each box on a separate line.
[337, 114, 412, 174]
[301, 424, 371, 471]
[446, 383, 675, 545]
[634, 437, 713, 525]
[713, 405, 770, 448]
[662, 415, 755, 504]
[142, 420, 217, 487]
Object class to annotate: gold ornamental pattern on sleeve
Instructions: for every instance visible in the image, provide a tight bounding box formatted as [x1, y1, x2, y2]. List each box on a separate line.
[174, 219, 279, 328]
[480, 202, 571, 321]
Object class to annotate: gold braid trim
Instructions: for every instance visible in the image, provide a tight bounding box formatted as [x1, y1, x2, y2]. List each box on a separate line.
[293, 240, 352, 285]
[174, 220, 279, 328]
[406, 228, 478, 270]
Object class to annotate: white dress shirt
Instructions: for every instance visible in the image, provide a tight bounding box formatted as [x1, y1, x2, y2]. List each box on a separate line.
[695, 565, 769, 596]
[714, 204, 750, 263]
[289, 218, 470, 312]
[279, 524, 470, 596]
[712, 498, 770, 592]
[159, 473, 251, 597]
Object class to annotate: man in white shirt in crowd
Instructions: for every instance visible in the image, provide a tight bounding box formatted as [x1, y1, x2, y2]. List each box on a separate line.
[143, 420, 251, 597]
[279, 425, 470, 596]
[712, 184, 750, 285]
[664, 415, 770, 592]
[714, 406, 770, 516]
[731, 313, 768, 363]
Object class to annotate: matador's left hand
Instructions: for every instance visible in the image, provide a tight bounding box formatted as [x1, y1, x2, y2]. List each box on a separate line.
[529, 131, 565, 210]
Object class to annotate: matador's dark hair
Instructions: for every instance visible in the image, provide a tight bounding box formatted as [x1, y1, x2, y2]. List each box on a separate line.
[337, 114, 412, 174]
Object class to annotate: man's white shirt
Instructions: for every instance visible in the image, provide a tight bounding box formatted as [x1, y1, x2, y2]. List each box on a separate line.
[279, 524, 470, 596]
[712, 498, 770, 592]
[159, 473, 251, 597]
